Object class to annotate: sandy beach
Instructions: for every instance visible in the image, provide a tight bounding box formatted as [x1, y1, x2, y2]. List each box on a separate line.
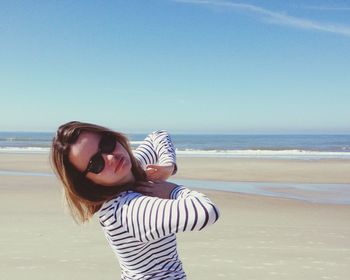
[1, 153, 350, 279]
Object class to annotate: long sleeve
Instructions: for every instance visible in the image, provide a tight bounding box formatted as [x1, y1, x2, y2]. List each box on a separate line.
[133, 130, 177, 173]
[101, 186, 220, 243]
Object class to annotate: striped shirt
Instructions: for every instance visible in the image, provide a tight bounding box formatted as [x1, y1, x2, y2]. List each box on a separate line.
[98, 131, 220, 279]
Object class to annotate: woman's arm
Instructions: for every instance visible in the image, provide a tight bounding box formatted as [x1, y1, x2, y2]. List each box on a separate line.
[133, 130, 177, 180]
[110, 182, 220, 243]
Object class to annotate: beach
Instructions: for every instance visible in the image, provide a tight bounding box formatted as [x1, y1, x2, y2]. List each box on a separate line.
[1, 153, 350, 280]
[2, 0, 350, 279]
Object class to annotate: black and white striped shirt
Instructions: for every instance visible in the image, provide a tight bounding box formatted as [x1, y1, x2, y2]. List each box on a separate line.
[98, 131, 220, 279]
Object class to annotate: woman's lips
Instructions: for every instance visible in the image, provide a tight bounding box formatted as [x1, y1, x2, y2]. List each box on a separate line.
[114, 157, 125, 173]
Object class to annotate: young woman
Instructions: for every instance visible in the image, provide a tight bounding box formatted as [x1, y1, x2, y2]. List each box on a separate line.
[51, 121, 220, 280]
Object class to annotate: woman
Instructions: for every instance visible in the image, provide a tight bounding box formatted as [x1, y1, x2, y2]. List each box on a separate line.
[51, 121, 220, 280]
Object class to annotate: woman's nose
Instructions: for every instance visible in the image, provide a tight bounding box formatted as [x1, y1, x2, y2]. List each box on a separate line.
[104, 154, 115, 166]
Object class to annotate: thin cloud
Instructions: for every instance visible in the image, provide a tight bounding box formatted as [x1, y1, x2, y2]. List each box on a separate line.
[173, 0, 350, 37]
[302, 6, 350, 11]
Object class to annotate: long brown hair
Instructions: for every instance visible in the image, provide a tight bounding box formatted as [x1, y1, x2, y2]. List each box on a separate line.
[50, 121, 146, 224]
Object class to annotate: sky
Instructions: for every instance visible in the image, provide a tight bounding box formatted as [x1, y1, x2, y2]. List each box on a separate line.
[0, 0, 349, 134]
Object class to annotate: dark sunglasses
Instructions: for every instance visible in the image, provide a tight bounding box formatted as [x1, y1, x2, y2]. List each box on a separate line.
[82, 133, 117, 176]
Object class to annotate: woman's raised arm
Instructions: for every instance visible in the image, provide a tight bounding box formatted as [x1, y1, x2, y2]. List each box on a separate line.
[133, 130, 177, 180]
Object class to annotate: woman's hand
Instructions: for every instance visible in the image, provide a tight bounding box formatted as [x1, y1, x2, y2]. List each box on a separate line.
[134, 180, 178, 199]
[145, 164, 175, 181]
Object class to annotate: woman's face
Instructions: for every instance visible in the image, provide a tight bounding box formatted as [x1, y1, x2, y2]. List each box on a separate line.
[68, 131, 135, 186]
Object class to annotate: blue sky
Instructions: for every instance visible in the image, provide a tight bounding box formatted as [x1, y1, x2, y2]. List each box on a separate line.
[1, 0, 349, 134]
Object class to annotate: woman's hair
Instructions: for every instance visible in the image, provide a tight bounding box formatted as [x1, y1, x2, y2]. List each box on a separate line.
[50, 121, 146, 224]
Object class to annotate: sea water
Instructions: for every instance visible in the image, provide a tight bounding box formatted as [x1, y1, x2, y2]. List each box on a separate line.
[1, 132, 350, 159]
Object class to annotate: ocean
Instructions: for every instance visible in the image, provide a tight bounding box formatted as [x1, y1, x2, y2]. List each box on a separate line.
[0, 131, 350, 159]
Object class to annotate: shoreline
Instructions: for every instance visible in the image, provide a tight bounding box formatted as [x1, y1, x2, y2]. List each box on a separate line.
[1, 152, 350, 184]
[1, 170, 349, 205]
[0, 152, 349, 205]
[175, 157, 350, 184]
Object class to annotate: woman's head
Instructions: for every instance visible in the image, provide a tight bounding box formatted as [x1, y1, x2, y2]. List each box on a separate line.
[51, 121, 146, 223]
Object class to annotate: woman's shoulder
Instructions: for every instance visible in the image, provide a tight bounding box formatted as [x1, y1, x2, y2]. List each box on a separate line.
[98, 191, 142, 218]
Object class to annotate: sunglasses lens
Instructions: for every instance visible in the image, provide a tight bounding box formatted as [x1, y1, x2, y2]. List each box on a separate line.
[83, 133, 117, 176]
[100, 134, 117, 153]
[87, 154, 105, 174]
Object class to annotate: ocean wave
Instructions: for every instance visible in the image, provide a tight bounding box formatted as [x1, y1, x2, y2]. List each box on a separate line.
[0, 147, 50, 153]
[0, 137, 52, 142]
[129, 141, 144, 145]
[175, 149, 350, 159]
[1, 146, 350, 159]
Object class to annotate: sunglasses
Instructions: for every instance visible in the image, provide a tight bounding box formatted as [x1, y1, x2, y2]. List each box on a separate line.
[82, 133, 117, 176]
